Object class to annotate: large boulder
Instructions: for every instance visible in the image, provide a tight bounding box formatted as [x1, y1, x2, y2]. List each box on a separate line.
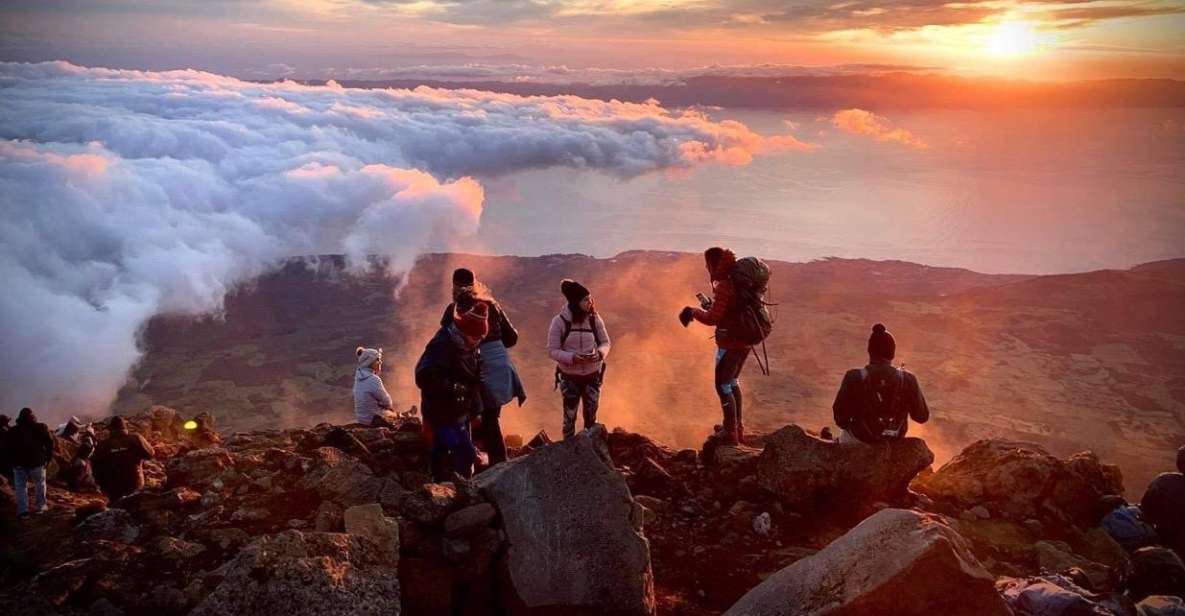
[755, 425, 933, 511]
[723, 508, 1010, 616]
[296, 447, 382, 507]
[916, 440, 1123, 527]
[190, 530, 400, 616]
[476, 424, 655, 616]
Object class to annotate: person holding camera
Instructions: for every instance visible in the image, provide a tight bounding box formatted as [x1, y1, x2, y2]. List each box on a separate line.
[831, 323, 930, 445]
[415, 293, 489, 480]
[547, 279, 611, 439]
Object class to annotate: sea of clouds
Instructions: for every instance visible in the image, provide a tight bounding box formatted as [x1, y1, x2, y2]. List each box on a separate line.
[0, 61, 810, 419]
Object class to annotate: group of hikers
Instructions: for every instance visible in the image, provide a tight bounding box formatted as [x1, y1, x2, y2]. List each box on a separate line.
[352, 245, 932, 481]
[1, 409, 155, 519]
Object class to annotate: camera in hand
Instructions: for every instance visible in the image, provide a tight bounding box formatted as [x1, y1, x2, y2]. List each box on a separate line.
[696, 292, 712, 309]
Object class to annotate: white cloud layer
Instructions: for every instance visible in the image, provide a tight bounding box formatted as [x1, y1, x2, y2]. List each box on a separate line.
[0, 61, 807, 419]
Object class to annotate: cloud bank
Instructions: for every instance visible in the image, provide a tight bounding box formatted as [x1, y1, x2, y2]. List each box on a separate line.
[831, 108, 929, 149]
[0, 61, 809, 419]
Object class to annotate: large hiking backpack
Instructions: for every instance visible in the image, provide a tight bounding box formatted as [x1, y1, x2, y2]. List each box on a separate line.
[722, 256, 773, 346]
[853, 367, 908, 441]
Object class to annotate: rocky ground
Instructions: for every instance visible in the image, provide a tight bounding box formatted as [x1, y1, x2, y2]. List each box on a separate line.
[1, 407, 1182, 615]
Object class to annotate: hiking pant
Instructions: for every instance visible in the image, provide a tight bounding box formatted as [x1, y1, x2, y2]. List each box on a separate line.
[431, 420, 476, 481]
[478, 405, 508, 465]
[560, 374, 601, 439]
[715, 348, 750, 438]
[14, 466, 46, 515]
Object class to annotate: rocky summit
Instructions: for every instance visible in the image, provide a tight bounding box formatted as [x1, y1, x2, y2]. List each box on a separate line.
[0, 407, 1180, 616]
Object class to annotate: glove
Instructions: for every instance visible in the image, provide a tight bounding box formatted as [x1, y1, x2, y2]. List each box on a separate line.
[679, 306, 695, 327]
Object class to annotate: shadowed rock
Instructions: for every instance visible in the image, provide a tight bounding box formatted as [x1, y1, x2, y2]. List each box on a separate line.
[477, 424, 656, 616]
[756, 425, 934, 511]
[724, 508, 1010, 616]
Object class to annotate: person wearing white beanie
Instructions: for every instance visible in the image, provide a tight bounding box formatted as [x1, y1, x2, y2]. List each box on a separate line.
[353, 346, 393, 425]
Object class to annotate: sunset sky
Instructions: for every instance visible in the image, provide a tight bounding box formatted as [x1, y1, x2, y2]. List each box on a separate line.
[2, 0, 1183, 80]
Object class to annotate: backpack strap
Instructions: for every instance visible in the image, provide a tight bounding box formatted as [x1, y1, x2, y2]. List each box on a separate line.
[559, 316, 573, 347]
[590, 315, 602, 347]
[560, 315, 602, 347]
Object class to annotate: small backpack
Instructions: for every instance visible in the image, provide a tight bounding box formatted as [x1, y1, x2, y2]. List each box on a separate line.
[854, 367, 908, 441]
[554, 314, 607, 387]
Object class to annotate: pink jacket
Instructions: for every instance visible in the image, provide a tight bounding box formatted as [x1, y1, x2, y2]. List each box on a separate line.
[547, 305, 611, 377]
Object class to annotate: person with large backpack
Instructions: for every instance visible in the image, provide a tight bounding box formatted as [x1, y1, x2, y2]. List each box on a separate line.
[439, 268, 525, 466]
[680, 246, 773, 446]
[547, 279, 611, 439]
[831, 323, 930, 444]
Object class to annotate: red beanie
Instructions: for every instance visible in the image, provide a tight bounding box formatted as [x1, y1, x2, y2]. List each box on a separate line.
[455, 300, 490, 339]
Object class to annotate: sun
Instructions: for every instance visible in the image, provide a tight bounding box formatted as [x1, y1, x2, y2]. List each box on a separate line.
[983, 21, 1043, 57]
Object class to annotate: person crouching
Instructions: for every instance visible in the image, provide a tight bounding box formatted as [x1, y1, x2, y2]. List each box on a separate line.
[416, 294, 488, 480]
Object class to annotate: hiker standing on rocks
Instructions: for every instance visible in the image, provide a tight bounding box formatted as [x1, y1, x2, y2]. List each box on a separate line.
[416, 293, 488, 480]
[832, 323, 930, 445]
[547, 279, 611, 439]
[440, 268, 525, 466]
[1141, 445, 1185, 558]
[92, 416, 155, 503]
[0, 414, 12, 483]
[5, 408, 54, 518]
[679, 247, 773, 446]
[353, 346, 394, 426]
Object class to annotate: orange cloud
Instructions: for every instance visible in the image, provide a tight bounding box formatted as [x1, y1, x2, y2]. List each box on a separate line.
[831, 108, 929, 149]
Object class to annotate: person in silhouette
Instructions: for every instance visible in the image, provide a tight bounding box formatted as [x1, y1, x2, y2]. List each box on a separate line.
[832, 323, 929, 445]
[353, 346, 393, 426]
[92, 416, 155, 502]
[1141, 446, 1185, 558]
[439, 268, 524, 466]
[0, 414, 12, 484]
[547, 279, 611, 439]
[417, 293, 488, 480]
[5, 408, 54, 518]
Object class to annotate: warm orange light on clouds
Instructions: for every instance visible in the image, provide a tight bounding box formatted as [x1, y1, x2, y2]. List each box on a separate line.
[983, 21, 1047, 57]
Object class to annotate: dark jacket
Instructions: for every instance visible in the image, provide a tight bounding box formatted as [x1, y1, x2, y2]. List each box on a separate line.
[92, 430, 155, 500]
[833, 362, 929, 443]
[691, 253, 750, 350]
[6, 416, 55, 469]
[415, 326, 483, 427]
[440, 300, 518, 348]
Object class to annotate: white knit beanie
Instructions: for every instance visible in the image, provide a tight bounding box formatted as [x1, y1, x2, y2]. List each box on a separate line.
[356, 346, 382, 369]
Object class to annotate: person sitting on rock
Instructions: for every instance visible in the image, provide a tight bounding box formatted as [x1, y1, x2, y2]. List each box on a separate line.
[416, 293, 488, 480]
[547, 279, 611, 440]
[1141, 446, 1185, 558]
[353, 346, 394, 426]
[91, 416, 156, 503]
[5, 408, 55, 518]
[832, 323, 930, 445]
[439, 267, 525, 466]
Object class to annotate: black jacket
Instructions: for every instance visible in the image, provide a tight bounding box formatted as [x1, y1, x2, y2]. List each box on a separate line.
[440, 301, 518, 348]
[92, 430, 155, 500]
[832, 362, 929, 443]
[5, 417, 55, 469]
[415, 326, 483, 426]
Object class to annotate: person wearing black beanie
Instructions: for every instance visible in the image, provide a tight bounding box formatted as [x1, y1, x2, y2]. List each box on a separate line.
[831, 323, 930, 445]
[548, 279, 611, 439]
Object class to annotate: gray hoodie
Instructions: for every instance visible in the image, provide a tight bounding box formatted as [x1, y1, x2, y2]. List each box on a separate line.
[353, 368, 393, 424]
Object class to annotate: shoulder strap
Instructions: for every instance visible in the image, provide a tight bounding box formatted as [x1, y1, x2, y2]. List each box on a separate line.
[590, 315, 602, 346]
[559, 316, 573, 346]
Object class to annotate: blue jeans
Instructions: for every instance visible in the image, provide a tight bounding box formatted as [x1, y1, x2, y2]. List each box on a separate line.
[14, 466, 47, 515]
[432, 420, 476, 481]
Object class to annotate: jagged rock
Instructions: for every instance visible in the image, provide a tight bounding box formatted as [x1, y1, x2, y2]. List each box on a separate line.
[1138, 596, 1185, 616]
[916, 440, 1122, 527]
[116, 487, 200, 513]
[313, 500, 343, 532]
[1034, 541, 1118, 591]
[166, 448, 234, 490]
[343, 503, 400, 556]
[156, 536, 206, 561]
[402, 482, 462, 525]
[76, 509, 140, 544]
[379, 477, 405, 514]
[755, 425, 934, 511]
[1130, 547, 1185, 601]
[297, 447, 382, 507]
[204, 527, 251, 551]
[189, 530, 400, 616]
[444, 503, 498, 536]
[608, 428, 675, 470]
[525, 430, 552, 449]
[477, 424, 655, 616]
[724, 509, 1009, 616]
[634, 495, 667, 512]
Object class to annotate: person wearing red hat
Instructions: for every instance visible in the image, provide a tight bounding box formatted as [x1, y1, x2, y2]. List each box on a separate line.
[416, 292, 489, 480]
